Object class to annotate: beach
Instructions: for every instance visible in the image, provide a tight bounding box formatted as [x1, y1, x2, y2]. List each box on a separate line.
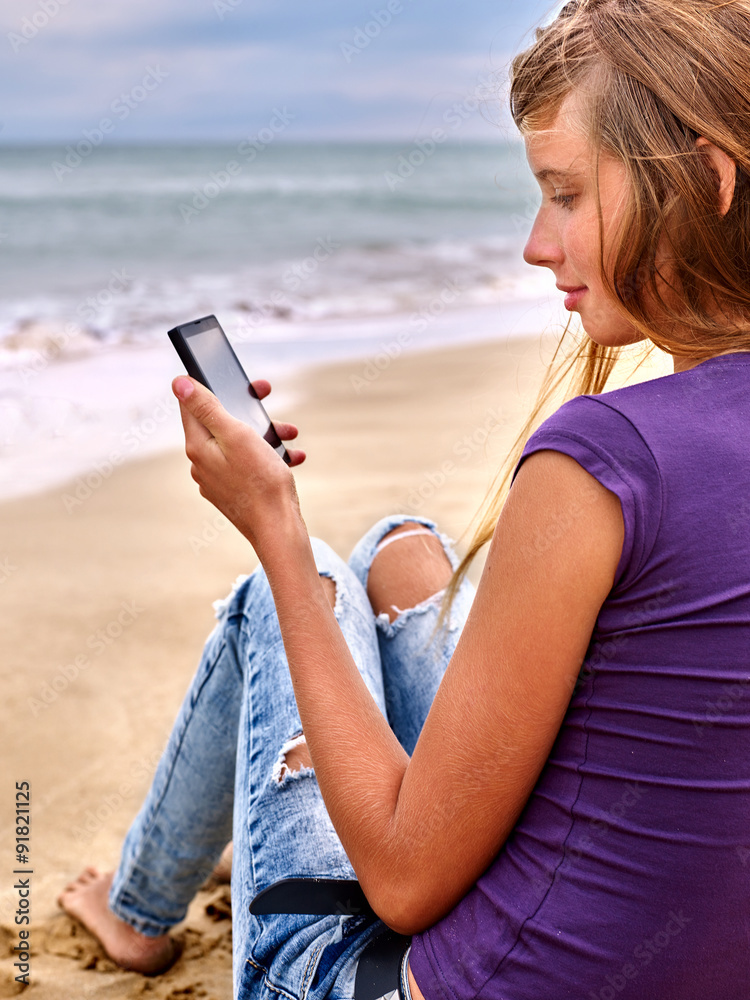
[0, 326, 569, 1000]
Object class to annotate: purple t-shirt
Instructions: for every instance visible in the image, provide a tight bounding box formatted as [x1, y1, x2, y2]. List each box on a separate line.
[410, 352, 750, 999]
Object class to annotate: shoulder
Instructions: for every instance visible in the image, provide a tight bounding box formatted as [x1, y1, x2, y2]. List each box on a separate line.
[517, 391, 660, 490]
[515, 391, 664, 591]
[507, 448, 625, 571]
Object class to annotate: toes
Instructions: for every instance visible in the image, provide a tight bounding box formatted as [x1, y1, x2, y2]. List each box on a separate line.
[58, 866, 104, 905]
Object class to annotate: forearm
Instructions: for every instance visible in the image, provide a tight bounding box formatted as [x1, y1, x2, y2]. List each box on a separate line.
[259, 514, 414, 910]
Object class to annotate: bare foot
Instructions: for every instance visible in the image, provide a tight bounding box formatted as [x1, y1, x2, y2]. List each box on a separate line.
[58, 867, 176, 975]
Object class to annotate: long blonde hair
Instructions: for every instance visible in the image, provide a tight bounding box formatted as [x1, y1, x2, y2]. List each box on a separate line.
[443, 0, 750, 611]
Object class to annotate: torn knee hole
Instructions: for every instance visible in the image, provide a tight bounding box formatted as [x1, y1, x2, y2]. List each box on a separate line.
[320, 575, 337, 611]
[368, 526, 453, 623]
[273, 734, 314, 783]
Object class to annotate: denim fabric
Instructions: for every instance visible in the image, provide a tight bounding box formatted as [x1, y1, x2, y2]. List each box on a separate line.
[108, 516, 475, 1000]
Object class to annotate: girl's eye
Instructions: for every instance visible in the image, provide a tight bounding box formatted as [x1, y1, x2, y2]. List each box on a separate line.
[552, 192, 576, 210]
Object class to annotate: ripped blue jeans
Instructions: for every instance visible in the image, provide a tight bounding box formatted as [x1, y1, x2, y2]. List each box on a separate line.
[108, 515, 475, 1000]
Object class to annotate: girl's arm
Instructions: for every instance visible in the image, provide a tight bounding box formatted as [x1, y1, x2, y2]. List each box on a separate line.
[174, 376, 624, 936]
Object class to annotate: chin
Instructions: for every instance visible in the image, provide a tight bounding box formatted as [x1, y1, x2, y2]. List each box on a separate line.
[580, 320, 646, 350]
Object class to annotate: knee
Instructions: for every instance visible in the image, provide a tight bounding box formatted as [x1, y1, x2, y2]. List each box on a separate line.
[273, 733, 314, 783]
[366, 525, 454, 623]
[308, 539, 352, 615]
[320, 575, 337, 610]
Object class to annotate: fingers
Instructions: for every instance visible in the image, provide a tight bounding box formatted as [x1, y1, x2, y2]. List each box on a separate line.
[173, 375, 302, 466]
[251, 379, 272, 400]
[273, 421, 299, 442]
[249, 381, 300, 445]
[285, 448, 307, 468]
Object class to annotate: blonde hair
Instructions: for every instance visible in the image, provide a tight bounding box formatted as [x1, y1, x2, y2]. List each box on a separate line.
[443, 0, 750, 613]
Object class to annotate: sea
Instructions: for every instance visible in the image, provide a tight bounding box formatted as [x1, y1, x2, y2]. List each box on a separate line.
[0, 141, 561, 500]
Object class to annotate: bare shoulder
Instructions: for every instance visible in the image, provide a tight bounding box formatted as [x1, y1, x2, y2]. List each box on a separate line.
[500, 448, 624, 587]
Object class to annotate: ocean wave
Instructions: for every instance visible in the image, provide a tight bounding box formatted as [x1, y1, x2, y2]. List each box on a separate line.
[0, 237, 549, 367]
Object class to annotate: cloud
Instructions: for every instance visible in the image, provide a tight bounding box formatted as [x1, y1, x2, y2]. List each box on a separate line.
[2, 0, 556, 142]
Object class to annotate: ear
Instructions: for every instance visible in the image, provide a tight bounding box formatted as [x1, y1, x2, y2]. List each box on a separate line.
[696, 137, 737, 217]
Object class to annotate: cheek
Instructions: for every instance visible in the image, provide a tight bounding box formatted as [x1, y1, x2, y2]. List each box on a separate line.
[568, 211, 602, 271]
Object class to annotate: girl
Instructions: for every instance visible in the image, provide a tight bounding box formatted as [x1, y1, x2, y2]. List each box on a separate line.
[60, 1, 750, 996]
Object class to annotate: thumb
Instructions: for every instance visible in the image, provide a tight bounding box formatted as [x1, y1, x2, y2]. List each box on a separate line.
[172, 376, 233, 447]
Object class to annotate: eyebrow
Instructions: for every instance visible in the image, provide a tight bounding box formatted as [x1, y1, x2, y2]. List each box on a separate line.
[533, 168, 581, 184]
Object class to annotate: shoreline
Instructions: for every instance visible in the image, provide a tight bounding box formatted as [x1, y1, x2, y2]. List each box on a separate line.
[0, 298, 561, 504]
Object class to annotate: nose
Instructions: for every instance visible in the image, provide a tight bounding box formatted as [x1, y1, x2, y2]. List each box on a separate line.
[523, 210, 563, 270]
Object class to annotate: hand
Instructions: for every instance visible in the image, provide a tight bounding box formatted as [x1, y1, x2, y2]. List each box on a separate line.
[172, 375, 306, 550]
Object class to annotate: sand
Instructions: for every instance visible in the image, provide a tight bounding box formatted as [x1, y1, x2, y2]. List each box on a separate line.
[0, 331, 665, 999]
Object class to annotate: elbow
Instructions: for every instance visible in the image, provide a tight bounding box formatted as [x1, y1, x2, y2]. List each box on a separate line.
[363, 877, 440, 937]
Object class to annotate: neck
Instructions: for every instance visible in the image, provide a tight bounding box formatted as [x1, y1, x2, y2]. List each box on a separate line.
[672, 349, 747, 374]
[672, 355, 701, 374]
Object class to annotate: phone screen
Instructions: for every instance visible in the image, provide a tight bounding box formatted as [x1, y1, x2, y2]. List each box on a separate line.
[186, 324, 269, 436]
[168, 315, 289, 463]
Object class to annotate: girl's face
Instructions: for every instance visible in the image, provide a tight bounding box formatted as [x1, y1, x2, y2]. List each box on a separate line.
[523, 99, 647, 350]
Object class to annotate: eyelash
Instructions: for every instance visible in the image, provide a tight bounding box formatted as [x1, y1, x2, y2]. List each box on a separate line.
[551, 193, 576, 210]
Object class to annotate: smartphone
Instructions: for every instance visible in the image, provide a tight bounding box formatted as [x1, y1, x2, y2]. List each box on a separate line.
[168, 314, 291, 465]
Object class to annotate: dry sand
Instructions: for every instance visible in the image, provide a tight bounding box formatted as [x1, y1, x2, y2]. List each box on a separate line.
[0, 332, 665, 999]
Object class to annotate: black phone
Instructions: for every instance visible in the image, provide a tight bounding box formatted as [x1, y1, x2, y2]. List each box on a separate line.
[168, 314, 291, 465]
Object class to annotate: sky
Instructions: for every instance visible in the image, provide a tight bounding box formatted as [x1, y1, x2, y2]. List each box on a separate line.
[1, 0, 561, 144]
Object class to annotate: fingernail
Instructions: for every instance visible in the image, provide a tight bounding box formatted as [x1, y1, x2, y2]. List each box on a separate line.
[174, 377, 194, 399]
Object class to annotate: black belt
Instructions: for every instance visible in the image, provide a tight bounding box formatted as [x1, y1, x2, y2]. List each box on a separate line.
[250, 878, 412, 1000]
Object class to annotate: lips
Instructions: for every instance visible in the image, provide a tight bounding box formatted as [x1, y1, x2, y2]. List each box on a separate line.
[557, 285, 588, 311]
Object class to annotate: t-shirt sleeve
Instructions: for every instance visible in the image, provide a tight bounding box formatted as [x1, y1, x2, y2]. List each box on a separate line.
[513, 394, 663, 590]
